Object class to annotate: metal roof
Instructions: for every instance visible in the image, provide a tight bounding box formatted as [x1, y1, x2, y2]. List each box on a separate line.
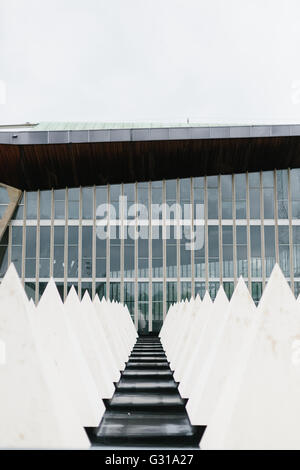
[0, 123, 299, 145]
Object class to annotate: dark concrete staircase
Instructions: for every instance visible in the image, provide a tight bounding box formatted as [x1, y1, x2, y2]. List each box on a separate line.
[88, 336, 205, 448]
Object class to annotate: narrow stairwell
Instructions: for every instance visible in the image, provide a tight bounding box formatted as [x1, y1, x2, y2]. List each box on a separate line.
[88, 336, 205, 449]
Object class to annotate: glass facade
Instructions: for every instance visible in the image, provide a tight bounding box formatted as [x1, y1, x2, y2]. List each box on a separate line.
[1, 168, 300, 333]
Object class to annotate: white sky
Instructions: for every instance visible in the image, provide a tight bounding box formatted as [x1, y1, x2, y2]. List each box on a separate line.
[1, 0, 300, 125]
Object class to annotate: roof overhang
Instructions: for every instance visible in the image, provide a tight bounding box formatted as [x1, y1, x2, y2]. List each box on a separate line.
[0, 124, 299, 190]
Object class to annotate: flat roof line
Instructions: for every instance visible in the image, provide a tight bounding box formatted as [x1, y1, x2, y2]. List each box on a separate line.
[0, 124, 299, 145]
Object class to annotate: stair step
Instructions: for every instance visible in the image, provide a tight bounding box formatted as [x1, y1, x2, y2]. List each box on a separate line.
[122, 369, 173, 378]
[116, 378, 177, 392]
[126, 361, 170, 369]
[90, 410, 205, 447]
[128, 357, 168, 363]
[107, 391, 186, 411]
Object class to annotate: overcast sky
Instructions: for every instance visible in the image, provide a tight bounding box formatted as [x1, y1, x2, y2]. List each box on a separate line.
[1, 0, 300, 125]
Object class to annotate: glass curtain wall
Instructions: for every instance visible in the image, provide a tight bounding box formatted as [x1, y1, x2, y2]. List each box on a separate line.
[1, 168, 300, 332]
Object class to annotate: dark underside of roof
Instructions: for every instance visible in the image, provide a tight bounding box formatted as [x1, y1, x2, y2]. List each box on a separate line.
[0, 136, 299, 191]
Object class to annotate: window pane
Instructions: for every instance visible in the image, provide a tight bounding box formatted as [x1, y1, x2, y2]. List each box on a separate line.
[82, 187, 93, 219]
[221, 175, 232, 219]
[26, 192, 37, 219]
[208, 226, 219, 277]
[40, 191, 52, 219]
[265, 226, 275, 277]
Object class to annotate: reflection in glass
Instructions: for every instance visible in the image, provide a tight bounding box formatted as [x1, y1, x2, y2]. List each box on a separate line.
[68, 188, 80, 219]
[82, 226, 92, 277]
[96, 233, 106, 278]
[209, 281, 219, 300]
[53, 226, 64, 278]
[39, 226, 50, 277]
[167, 281, 177, 310]
[291, 169, 300, 219]
[152, 181, 163, 220]
[0, 187, 9, 203]
[265, 226, 275, 277]
[195, 281, 205, 299]
[0, 228, 8, 277]
[110, 226, 120, 278]
[138, 234, 149, 277]
[110, 282, 120, 301]
[138, 282, 148, 333]
[277, 170, 289, 219]
[293, 226, 300, 278]
[124, 282, 135, 320]
[40, 191, 52, 219]
[68, 226, 78, 277]
[250, 226, 261, 277]
[252, 282, 262, 304]
[236, 226, 247, 277]
[194, 224, 205, 279]
[208, 226, 219, 278]
[110, 184, 121, 220]
[181, 281, 191, 300]
[82, 187, 93, 219]
[11, 226, 22, 275]
[223, 281, 234, 300]
[180, 178, 191, 219]
[54, 189, 65, 220]
[249, 172, 260, 219]
[26, 192, 37, 219]
[25, 226, 36, 277]
[263, 171, 274, 219]
[193, 177, 204, 220]
[96, 282, 106, 299]
[207, 175, 218, 219]
[221, 175, 232, 219]
[222, 226, 233, 278]
[152, 282, 163, 333]
[235, 174, 246, 219]
[180, 226, 191, 277]
[166, 225, 177, 278]
[278, 226, 290, 277]
[152, 226, 163, 278]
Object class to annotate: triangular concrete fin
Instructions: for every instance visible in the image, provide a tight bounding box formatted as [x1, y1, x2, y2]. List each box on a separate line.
[202, 291, 213, 307]
[186, 276, 256, 426]
[0, 265, 90, 448]
[201, 265, 300, 449]
[36, 279, 105, 427]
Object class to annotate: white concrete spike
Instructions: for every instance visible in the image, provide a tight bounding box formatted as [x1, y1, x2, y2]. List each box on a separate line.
[63, 287, 106, 423]
[166, 299, 194, 361]
[36, 279, 103, 427]
[161, 301, 185, 353]
[201, 263, 300, 449]
[169, 295, 203, 368]
[81, 292, 120, 390]
[187, 277, 256, 426]
[0, 264, 90, 449]
[179, 285, 229, 398]
[65, 290, 120, 390]
[93, 295, 126, 370]
[174, 291, 213, 382]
